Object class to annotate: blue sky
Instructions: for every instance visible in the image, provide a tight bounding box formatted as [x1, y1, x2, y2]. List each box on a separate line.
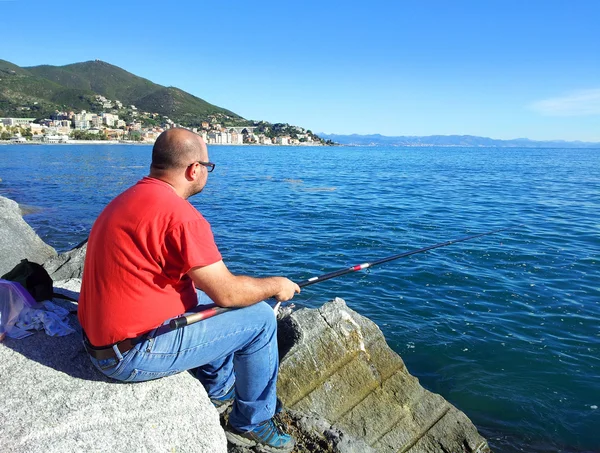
[2, 0, 599, 141]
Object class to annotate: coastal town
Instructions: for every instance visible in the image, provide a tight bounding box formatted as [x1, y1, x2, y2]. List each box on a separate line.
[0, 95, 328, 146]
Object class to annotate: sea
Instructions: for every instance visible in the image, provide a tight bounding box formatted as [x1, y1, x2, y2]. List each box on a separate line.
[0, 144, 598, 453]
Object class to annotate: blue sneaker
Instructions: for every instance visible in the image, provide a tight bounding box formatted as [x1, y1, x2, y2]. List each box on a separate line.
[210, 384, 235, 414]
[225, 418, 295, 453]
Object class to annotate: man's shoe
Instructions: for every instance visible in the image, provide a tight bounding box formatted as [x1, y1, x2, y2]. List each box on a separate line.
[225, 418, 295, 453]
[210, 385, 235, 415]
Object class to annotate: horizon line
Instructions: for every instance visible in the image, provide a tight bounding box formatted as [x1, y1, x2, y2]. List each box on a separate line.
[316, 132, 600, 144]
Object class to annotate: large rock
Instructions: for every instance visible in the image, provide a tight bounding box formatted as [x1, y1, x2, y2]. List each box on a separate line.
[0, 279, 227, 453]
[0, 195, 57, 276]
[277, 298, 491, 453]
[43, 239, 87, 280]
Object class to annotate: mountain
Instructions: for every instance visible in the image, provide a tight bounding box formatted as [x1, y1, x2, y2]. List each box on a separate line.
[0, 59, 242, 126]
[318, 133, 600, 148]
[0, 59, 95, 116]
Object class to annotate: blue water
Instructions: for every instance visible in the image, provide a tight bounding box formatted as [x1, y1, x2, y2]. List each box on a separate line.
[1, 144, 598, 452]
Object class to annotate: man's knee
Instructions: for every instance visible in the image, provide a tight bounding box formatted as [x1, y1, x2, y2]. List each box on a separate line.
[252, 301, 277, 334]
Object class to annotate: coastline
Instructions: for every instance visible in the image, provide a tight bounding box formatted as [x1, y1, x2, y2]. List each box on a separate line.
[5, 140, 599, 149]
[0, 140, 326, 147]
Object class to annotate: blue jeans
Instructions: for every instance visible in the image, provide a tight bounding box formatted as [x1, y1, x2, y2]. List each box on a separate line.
[86, 291, 279, 431]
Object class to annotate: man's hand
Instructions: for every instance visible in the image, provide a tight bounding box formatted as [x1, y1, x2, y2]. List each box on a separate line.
[188, 260, 300, 308]
[273, 277, 301, 302]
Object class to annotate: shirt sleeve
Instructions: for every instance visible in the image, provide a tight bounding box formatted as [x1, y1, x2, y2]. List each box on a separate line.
[163, 217, 222, 279]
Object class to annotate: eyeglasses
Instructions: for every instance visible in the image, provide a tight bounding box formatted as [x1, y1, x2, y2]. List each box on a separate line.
[191, 160, 215, 172]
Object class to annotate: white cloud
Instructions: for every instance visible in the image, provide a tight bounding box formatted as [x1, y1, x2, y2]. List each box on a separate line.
[530, 89, 600, 116]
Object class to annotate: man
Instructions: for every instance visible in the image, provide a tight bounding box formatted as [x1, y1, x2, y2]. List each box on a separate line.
[79, 128, 299, 452]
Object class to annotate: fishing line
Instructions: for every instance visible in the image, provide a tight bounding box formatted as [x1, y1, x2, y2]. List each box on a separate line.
[170, 226, 517, 329]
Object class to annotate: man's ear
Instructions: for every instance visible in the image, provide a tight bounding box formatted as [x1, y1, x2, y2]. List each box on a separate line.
[185, 163, 198, 181]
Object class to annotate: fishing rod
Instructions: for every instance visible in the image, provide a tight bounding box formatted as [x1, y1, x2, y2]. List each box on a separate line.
[169, 226, 514, 329]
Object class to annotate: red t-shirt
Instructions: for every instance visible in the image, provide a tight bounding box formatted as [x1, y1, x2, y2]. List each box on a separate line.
[79, 177, 222, 346]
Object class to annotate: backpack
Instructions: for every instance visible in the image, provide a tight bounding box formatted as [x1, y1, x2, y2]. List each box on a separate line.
[1, 259, 77, 303]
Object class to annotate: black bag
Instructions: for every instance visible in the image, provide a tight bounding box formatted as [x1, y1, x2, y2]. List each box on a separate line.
[1, 259, 79, 304]
[1, 259, 54, 302]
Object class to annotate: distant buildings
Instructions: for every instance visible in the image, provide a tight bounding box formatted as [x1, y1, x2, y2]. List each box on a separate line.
[102, 113, 119, 127]
[2, 117, 36, 127]
[1, 95, 323, 145]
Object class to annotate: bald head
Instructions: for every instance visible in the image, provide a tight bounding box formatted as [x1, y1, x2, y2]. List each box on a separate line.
[151, 128, 208, 172]
[149, 128, 210, 199]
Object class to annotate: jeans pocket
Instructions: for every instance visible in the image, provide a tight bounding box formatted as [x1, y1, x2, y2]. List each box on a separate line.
[124, 368, 181, 382]
[91, 348, 137, 379]
[92, 357, 125, 379]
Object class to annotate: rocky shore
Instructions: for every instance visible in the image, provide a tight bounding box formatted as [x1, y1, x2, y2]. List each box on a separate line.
[0, 194, 491, 452]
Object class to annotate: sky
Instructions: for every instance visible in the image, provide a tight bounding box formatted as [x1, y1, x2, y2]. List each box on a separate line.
[1, 0, 599, 141]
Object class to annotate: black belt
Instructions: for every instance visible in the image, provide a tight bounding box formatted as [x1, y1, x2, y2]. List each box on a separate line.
[83, 332, 147, 361]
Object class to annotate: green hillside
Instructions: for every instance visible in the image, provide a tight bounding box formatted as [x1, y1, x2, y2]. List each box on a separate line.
[0, 59, 31, 75]
[28, 61, 160, 106]
[135, 87, 243, 127]
[0, 59, 245, 125]
[0, 59, 95, 117]
[24, 64, 93, 91]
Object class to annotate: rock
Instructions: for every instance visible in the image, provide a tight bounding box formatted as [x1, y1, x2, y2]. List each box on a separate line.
[0, 195, 56, 276]
[288, 409, 377, 453]
[277, 298, 491, 453]
[0, 279, 228, 453]
[43, 239, 87, 280]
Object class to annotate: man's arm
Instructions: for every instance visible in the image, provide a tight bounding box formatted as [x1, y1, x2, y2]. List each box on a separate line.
[187, 260, 300, 308]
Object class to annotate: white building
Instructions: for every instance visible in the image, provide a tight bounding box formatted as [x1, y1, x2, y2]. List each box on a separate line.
[231, 131, 243, 145]
[2, 118, 36, 127]
[91, 115, 103, 128]
[43, 135, 69, 143]
[29, 124, 44, 135]
[207, 131, 221, 144]
[297, 133, 313, 142]
[73, 111, 94, 130]
[102, 113, 119, 127]
[46, 125, 71, 135]
[10, 134, 27, 143]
